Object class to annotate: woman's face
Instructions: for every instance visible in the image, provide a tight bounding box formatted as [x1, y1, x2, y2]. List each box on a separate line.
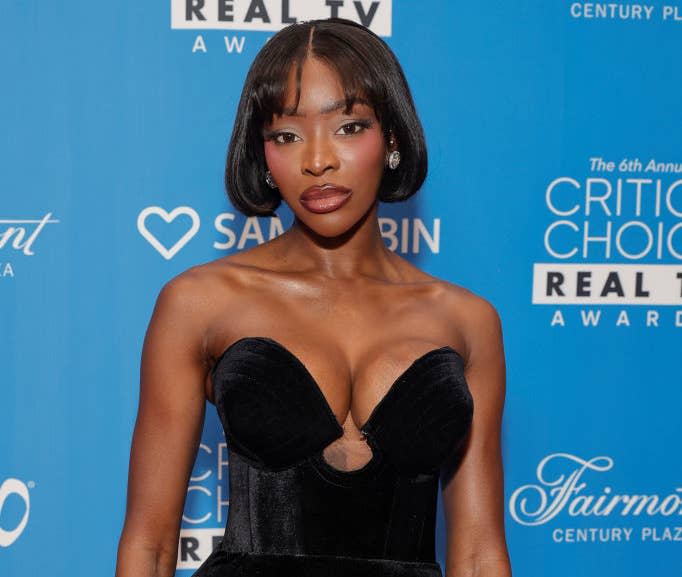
[263, 57, 389, 238]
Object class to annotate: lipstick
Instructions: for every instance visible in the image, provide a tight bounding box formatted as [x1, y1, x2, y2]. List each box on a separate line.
[299, 184, 352, 214]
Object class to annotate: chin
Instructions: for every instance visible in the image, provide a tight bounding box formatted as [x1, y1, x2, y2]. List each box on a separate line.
[301, 218, 356, 239]
[296, 206, 373, 239]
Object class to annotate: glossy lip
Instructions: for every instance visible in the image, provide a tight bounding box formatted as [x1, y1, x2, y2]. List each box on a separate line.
[299, 183, 352, 214]
[300, 183, 351, 200]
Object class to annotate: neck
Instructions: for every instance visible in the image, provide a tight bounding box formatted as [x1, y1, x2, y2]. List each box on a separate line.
[279, 201, 396, 280]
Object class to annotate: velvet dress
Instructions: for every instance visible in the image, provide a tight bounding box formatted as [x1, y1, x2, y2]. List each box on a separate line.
[191, 336, 474, 577]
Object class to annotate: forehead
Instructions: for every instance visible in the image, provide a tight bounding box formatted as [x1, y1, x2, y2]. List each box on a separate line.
[279, 57, 374, 118]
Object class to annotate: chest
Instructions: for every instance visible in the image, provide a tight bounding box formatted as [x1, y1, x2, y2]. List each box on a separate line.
[211, 336, 474, 476]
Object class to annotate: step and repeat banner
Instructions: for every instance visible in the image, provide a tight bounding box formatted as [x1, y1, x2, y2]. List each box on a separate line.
[1, 2, 680, 576]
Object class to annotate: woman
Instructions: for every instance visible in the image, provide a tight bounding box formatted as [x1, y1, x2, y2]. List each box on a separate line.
[115, 17, 511, 577]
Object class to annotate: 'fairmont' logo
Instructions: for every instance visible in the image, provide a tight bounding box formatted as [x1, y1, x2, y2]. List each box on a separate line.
[0, 214, 59, 256]
[509, 453, 682, 526]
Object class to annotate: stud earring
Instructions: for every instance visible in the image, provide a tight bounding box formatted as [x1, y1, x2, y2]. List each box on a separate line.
[265, 170, 277, 189]
[387, 150, 401, 170]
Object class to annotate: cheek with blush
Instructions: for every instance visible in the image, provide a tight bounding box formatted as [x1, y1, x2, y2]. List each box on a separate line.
[263, 141, 292, 186]
[338, 129, 386, 180]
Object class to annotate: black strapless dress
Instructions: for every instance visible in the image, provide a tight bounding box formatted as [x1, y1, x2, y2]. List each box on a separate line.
[192, 336, 473, 577]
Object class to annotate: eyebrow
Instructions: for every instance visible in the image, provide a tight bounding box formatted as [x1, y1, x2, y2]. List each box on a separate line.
[282, 97, 371, 117]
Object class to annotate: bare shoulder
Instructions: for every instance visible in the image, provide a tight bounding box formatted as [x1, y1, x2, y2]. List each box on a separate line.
[392, 255, 500, 323]
[429, 279, 504, 368]
[152, 255, 245, 326]
[161, 246, 269, 306]
[154, 249, 278, 355]
[156, 262, 217, 317]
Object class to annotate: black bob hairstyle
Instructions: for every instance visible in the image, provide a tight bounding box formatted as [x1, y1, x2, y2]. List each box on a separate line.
[224, 17, 428, 217]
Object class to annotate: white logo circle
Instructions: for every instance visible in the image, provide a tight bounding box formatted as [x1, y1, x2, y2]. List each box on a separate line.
[0, 478, 31, 547]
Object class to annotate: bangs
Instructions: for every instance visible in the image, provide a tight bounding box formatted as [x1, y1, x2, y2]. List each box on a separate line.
[251, 28, 387, 128]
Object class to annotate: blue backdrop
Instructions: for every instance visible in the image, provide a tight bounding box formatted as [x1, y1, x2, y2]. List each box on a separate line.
[1, 1, 681, 576]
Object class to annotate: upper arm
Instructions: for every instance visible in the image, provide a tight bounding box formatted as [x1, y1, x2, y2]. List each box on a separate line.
[440, 293, 510, 571]
[119, 272, 210, 554]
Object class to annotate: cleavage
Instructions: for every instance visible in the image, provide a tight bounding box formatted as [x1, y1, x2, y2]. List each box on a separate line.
[252, 335, 443, 431]
[213, 335, 452, 474]
[267, 337, 409, 473]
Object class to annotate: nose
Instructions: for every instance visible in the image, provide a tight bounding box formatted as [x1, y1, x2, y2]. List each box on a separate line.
[301, 133, 339, 177]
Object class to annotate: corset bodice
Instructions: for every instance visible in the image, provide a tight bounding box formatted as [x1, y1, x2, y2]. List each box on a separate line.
[192, 336, 474, 577]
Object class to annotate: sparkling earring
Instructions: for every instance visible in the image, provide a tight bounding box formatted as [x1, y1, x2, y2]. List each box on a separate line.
[265, 170, 277, 189]
[387, 150, 401, 170]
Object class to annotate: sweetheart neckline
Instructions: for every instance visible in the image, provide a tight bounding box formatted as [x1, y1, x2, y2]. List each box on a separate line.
[211, 335, 465, 435]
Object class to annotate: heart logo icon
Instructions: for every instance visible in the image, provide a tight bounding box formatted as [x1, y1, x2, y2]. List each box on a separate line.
[137, 206, 200, 260]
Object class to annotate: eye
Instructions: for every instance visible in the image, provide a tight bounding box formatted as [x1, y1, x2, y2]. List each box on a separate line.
[273, 132, 300, 144]
[337, 121, 372, 135]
